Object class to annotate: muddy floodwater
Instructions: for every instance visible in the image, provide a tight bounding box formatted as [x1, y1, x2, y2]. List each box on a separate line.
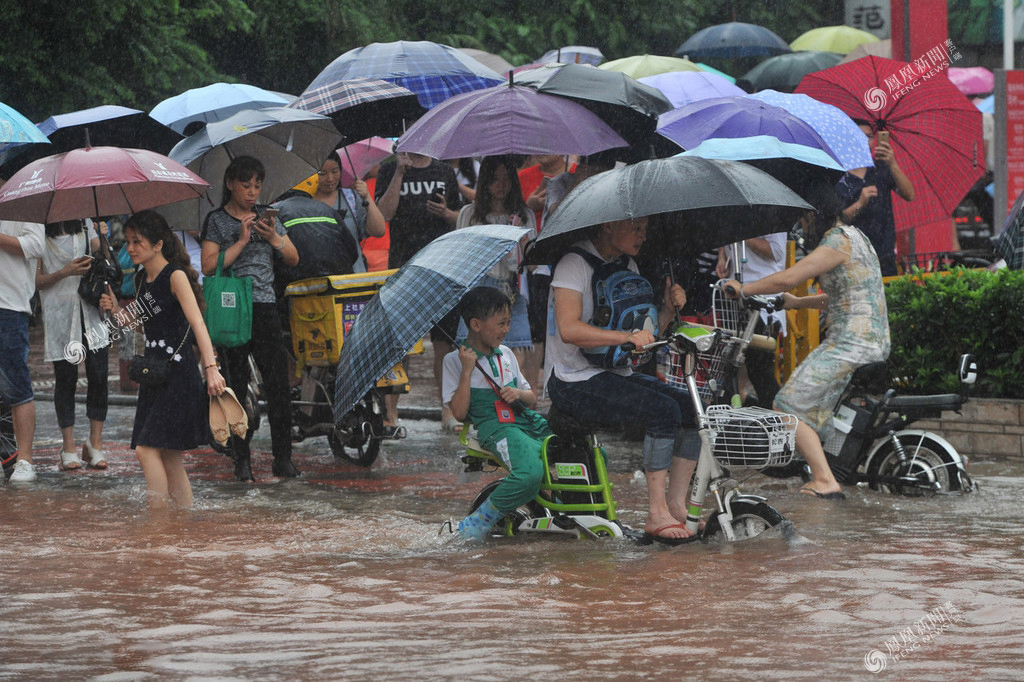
[1, 417, 1022, 680]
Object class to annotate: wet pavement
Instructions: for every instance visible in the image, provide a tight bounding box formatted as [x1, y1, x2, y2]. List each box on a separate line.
[5, 324, 1024, 679]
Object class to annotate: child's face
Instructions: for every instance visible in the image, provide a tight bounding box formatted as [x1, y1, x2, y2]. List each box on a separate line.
[470, 307, 512, 350]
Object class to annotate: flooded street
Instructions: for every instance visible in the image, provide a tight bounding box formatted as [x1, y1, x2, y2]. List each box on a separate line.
[2, 411, 1023, 680]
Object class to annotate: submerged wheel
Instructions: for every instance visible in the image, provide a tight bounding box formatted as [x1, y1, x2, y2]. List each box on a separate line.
[1, 400, 17, 475]
[328, 390, 384, 467]
[701, 500, 785, 542]
[468, 480, 550, 537]
[866, 434, 961, 495]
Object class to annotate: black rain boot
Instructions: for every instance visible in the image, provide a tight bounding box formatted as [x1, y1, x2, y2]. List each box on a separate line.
[232, 438, 254, 482]
[272, 455, 300, 478]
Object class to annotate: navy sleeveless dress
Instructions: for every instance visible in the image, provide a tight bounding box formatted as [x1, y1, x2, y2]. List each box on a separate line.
[130, 263, 206, 450]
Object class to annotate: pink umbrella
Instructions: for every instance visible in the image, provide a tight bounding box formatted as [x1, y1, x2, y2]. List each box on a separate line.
[947, 67, 994, 96]
[338, 136, 394, 187]
[0, 146, 209, 223]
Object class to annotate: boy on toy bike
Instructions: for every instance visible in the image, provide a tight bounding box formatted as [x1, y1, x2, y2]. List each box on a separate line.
[442, 287, 553, 541]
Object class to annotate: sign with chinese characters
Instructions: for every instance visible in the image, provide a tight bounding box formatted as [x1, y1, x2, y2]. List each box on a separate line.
[845, 0, 890, 40]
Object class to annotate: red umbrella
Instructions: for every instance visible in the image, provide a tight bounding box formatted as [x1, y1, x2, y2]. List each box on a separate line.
[0, 146, 209, 223]
[796, 55, 984, 231]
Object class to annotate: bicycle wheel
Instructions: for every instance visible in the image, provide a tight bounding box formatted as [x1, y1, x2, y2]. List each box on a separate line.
[328, 390, 384, 467]
[468, 480, 551, 537]
[0, 400, 18, 474]
[866, 434, 960, 495]
[701, 500, 785, 542]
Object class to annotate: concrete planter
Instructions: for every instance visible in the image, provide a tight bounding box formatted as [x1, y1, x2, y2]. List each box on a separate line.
[915, 398, 1024, 460]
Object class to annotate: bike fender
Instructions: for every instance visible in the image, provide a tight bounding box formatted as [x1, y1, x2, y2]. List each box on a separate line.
[728, 492, 767, 505]
[863, 429, 965, 471]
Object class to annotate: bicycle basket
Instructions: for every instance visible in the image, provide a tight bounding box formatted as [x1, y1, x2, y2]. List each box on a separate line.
[659, 342, 726, 402]
[705, 405, 797, 470]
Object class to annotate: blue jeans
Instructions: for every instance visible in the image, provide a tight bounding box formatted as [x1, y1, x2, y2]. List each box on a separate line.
[0, 309, 34, 406]
[547, 371, 700, 469]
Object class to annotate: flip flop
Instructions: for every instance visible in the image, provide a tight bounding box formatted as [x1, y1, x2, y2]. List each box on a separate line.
[801, 486, 846, 500]
[640, 522, 699, 546]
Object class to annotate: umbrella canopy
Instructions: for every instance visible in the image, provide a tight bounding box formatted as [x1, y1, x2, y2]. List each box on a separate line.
[458, 48, 515, 76]
[0, 102, 48, 145]
[0, 102, 50, 168]
[150, 83, 292, 134]
[527, 156, 812, 263]
[748, 90, 874, 170]
[598, 54, 703, 79]
[679, 135, 844, 199]
[289, 77, 424, 141]
[738, 51, 844, 93]
[657, 96, 841, 165]
[338, 136, 394, 187]
[796, 55, 985, 230]
[995, 189, 1024, 269]
[790, 26, 880, 54]
[947, 67, 995, 96]
[513, 63, 673, 146]
[696, 63, 736, 82]
[676, 22, 791, 59]
[166, 107, 341, 229]
[538, 46, 604, 66]
[333, 224, 529, 419]
[0, 146, 208, 223]
[0, 105, 181, 176]
[638, 71, 745, 108]
[307, 40, 504, 109]
[395, 83, 628, 159]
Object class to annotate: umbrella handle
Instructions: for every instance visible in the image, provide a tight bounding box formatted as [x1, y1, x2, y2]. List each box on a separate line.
[341, 145, 370, 206]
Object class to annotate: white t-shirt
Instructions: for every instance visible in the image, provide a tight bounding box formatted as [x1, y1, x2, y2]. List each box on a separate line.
[725, 232, 788, 335]
[545, 239, 638, 383]
[0, 220, 46, 314]
[441, 343, 530, 406]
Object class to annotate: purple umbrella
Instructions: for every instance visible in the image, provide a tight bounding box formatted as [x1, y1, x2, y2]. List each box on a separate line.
[656, 96, 841, 164]
[638, 71, 745, 109]
[396, 83, 628, 159]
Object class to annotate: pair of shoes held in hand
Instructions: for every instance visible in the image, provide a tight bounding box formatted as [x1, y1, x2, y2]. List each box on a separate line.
[210, 388, 248, 446]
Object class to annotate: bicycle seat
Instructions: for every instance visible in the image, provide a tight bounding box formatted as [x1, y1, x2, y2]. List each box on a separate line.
[546, 405, 604, 439]
[884, 393, 963, 415]
[848, 362, 890, 392]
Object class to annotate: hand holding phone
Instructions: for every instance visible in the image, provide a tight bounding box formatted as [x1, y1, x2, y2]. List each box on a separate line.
[259, 207, 280, 223]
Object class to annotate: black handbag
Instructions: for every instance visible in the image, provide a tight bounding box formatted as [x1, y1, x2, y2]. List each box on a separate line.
[78, 228, 123, 307]
[129, 325, 191, 388]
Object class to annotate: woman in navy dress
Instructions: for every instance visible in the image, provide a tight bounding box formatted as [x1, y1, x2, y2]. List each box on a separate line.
[101, 211, 226, 510]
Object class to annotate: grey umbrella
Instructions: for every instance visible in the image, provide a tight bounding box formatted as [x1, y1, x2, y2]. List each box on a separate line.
[525, 155, 813, 264]
[161, 107, 341, 231]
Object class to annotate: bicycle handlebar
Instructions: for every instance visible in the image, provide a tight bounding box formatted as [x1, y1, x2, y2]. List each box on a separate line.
[717, 282, 785, 313]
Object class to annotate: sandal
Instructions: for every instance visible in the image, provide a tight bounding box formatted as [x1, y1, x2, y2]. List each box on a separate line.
[640, 522, 699, 546]
[82, 441, 107, 469]
[60, 450, 83, 470]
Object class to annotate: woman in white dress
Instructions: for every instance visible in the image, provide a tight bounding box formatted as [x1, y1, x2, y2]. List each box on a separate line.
[36, 219, 111, 470]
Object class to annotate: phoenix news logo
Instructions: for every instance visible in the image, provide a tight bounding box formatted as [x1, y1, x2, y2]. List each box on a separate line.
[863, 600, 963, 672]
[862, 39, 962, 112]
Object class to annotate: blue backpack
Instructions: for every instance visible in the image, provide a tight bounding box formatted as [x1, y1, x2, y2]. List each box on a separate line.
[569, 247, 658, 369]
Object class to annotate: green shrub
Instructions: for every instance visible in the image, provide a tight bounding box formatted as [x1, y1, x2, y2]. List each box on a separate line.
[885, 268, 1024, 398]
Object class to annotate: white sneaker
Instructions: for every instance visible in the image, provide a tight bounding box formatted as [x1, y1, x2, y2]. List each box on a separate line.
[8, 459, 37, 483]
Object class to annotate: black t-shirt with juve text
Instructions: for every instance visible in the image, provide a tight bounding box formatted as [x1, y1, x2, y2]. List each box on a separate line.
[375, 159, 460, 268]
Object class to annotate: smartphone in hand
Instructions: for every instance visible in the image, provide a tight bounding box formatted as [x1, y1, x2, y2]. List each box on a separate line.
[259, 207, 280, 222]
[876, 130, 890, 146]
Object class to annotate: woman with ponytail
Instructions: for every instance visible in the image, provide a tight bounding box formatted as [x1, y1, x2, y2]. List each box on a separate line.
[100, 210, 226, 511]
[723, 182, 890, 498]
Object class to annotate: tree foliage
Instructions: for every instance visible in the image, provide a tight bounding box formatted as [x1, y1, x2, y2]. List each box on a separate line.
[0, 0, 841, 122]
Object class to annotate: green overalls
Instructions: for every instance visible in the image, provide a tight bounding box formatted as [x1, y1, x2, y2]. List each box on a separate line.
[465, 348, 553, 512]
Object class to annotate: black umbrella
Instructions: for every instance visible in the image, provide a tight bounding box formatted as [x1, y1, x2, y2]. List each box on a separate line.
[514, 63, 673, 149]
[0, 105, 181, 176]
[738, 51, 844, 93]
[525, 156, 813, 264]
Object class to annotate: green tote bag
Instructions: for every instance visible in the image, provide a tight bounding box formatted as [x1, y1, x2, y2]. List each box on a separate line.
[203, 251, 253, 348]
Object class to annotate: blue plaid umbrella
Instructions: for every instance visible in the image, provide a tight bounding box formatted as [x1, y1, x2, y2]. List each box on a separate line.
[307, 41, 504, 109]
[995, 190, 1024, 269]
[333, 225, 529, 420]
[289, 77, 424, 140]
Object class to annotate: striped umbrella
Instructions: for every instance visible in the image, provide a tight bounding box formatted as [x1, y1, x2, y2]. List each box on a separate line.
[290, 77, 424, 140]
[333, 224, 529, 420]
[307, 41, 504, 109]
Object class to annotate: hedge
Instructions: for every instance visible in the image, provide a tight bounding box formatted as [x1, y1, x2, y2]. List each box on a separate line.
[885, 268, 1024, 398]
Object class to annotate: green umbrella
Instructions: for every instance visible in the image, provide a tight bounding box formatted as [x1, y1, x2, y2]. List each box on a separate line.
[598, 54, 702, 79]
[696, 63, 736, 83]
[790, 26, 880, 54]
